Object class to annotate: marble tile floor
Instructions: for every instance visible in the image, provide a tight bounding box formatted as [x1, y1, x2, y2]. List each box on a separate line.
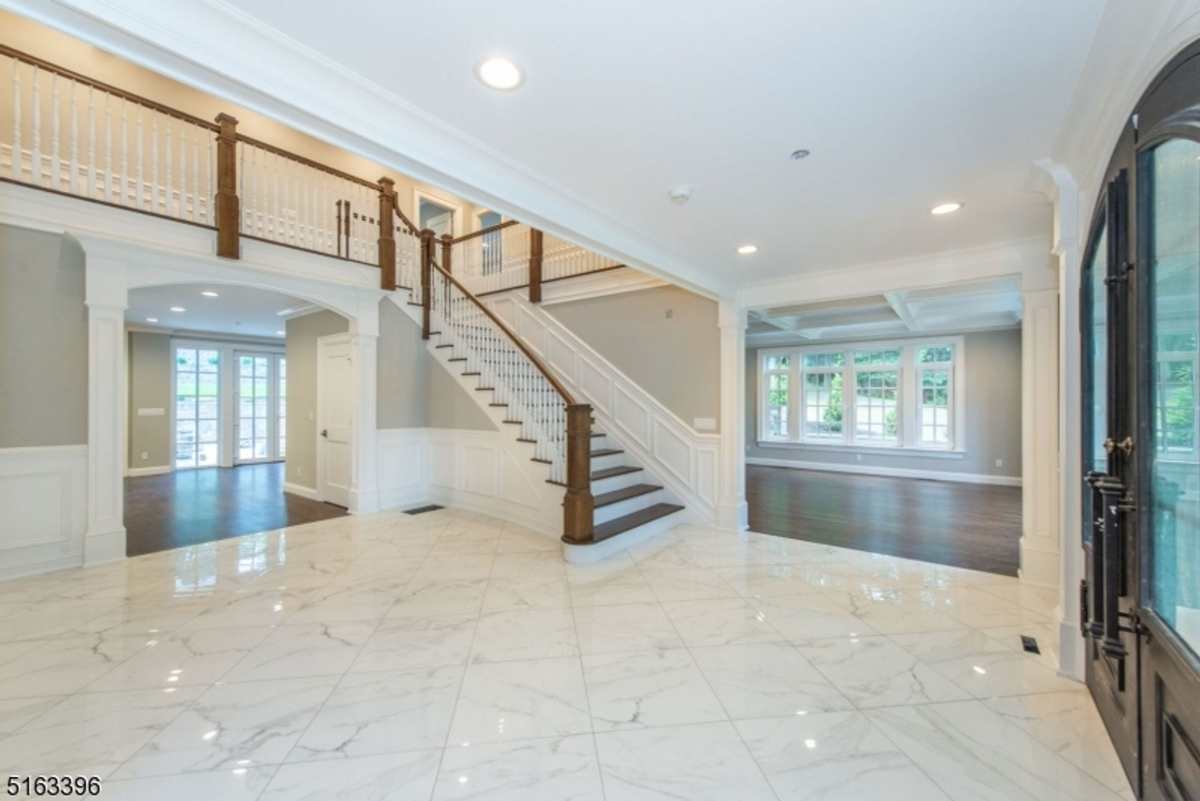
[0, 508, 1133, 801]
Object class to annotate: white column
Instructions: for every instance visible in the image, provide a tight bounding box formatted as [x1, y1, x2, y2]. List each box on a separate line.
[718, 301, 748, 531]
[347, 299, 379, 515]
[84, 257, 128, 566]
[1020, 287, 1061, 588]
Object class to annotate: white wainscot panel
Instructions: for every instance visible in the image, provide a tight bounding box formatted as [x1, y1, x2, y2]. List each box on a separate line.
[462, 446, 497, 496]
[376, 430, 425, 508]
[546, 329, 577, 381]
[516, 307, 548, 358]
[652, 420, 694, 485]
[0, 446, 87, 580]
[578, 354, 612, 416]
[499, 450, 542, 510]
[492, 297, 518, 329]
[612, 384, 652, 449]
[430, 442, 457, 488]
[696, 446, 719, 508]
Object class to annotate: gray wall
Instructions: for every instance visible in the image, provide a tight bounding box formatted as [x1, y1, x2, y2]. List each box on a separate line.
[745, 328, 1023, 479]
[545, 285, 721, 429]
[376, 299, 495, 432]
[0, 225, 87, 448]
[127, 331, 172, 469]
[286, 310, 351, 490]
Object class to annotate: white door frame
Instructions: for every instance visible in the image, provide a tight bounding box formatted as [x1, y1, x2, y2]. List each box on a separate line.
[315, 333, 349, 505]
[413, 187, 464, 238]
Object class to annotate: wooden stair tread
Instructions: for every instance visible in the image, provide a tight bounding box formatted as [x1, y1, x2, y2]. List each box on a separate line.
[591, 465, 642, 480]
[593, 484, 662, 508]
[591, 503, 685, 543]
[590, 448, 623, 458]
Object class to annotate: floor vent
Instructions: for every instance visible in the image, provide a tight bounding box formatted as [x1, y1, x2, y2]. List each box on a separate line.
[403, 504, 444, 515]
[1020, 635, 1041, 655]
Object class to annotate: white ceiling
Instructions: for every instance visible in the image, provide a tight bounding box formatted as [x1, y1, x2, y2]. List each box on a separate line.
[212, 0, 1102, 289]
[22, 0, 1109, 297]
[747, 276, 1022, 346]
[125, 284, 316, 339]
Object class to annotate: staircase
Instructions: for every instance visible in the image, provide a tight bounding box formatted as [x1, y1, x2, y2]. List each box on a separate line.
[392, 233, 685, 561]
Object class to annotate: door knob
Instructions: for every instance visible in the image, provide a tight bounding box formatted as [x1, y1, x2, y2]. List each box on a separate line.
[320, 429, 328, 438]
[1103, 436, 1134, 456]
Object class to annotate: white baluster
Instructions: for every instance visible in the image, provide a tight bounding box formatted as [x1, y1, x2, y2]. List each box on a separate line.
[249, 145, 258, 235]
[30, 65, 40, 186]
[9, 58, 19, 181]
[86, 85, 95, 199]
[69, 79, 78, 194]
[119, 98, 127, 205]
[164, 115, 172, 214]
[206, 132, 213, 225]
[178, 118, 185, 218]
[151, 113, 159, 213]
[135, 105, 144, 209]
[50, 73, 60, 190]
[191, 127, 199, 222]
[103, 92, 112, 202]
[238, 140, 246, 231]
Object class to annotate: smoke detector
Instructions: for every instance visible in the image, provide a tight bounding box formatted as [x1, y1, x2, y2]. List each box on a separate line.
[668, 185, 693, 205]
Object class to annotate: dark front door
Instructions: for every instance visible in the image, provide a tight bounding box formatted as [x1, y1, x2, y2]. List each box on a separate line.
[1083, 42, 1200, 801]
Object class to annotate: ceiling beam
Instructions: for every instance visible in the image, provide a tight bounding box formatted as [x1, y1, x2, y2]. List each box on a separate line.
[883, 291, 920, 332]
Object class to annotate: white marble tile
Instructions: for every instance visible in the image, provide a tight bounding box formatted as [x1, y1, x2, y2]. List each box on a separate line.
[0, 598, 124, 642]
[626, 541, 708, 571]
[72, 595, 217, 637]
[595, 721, 776, 801]
[889, 629, 1080, 699]
[737, 711, 952, 801]
[0, 695, 62, 736]
[661, 598, 785, 647]
[690, 641, 853, 719]
[985, 691, 1134, 799]
[447, 657, 591, 745]
[411, 554, 496, 581]
[820, 587, 963, 634]
[712, 565, 821, 599]
[496, 528, 561, 554]
[0, 633, 149, 699]
[490, 551, 567, 578]
[427, 534, 502, 558]
[572, 603, 685, 655]
[286, 580, 408, 623]
[751, 594, 881, 644]
[566, 567, 658, 607]
[979, 621, 1060, 671]
[975, 582, 1060, 613]
[470, 608, 579, 663]
[85, 627, 273, 692]
[434, 735, 604, 801]
[387, 578, 487, 618]
[796, 636, 970, 709]
[351, 615, 477, 672]
[866, 700, 1127, 801]
[223, 621, 376, 682]
[261, 750, 441, 801]
[289, 666, 462, 761]
[909, 586, 1053, 630]
[98, 766, 276, 801]
[173, 587, 315, 631]
[482, 575, 571, 611]
[114, 676, 337, 778]
[641, 568, 741, 603]
[583, 649, 727, 731]
[0, 687, 204, 778]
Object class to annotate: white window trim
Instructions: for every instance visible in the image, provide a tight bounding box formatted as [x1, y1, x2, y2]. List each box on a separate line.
[756, 335, 966, 454]
[412, 187, 464, 238]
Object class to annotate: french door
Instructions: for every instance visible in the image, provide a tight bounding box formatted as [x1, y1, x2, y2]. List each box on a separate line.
[234, 351, 286, 464]
[1082, 43, 1200, 801]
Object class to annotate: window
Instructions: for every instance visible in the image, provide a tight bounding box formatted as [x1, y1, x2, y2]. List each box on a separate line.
[175, 347, 220, 469]
[758, 337, 964, 452]
[277, 355, 287, 458]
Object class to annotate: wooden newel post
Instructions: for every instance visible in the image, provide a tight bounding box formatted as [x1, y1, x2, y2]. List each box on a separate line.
[441, 233, 453, 274]
[377, 177, 397, 291]
[214, 113, 240, 259]
[562, 403, 594, 544]
[420, 228, 434, 339]
[529, 228, 544, 303]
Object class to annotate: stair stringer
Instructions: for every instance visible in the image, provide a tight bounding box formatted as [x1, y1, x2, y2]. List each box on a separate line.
[485, 292, 720, 526]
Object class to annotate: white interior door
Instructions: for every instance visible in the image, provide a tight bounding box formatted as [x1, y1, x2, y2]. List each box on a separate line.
[426, 210, 453, 237]
[317, 338, 353, 508]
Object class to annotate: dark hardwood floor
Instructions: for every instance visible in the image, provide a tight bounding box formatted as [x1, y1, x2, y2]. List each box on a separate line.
[747, 466, 1022, 575]
[124, 463, 347, 557]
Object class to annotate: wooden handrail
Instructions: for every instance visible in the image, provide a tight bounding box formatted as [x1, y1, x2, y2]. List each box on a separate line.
[429, 259, 577, 406]
[0, 44, 219, 131]
[449, 218, 520, 244]
[235, 133, 380, 188]
[394, 206, 419, 236]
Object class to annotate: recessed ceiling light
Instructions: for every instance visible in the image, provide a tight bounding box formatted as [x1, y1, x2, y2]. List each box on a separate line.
[475, 56, 524, 90]
[170, 307, 186, 312]
[146, 317, 158, 323]
[789, 149, 811, 160]
[930, 202, 963, 215]
[201, 291, 219, 298]
[737, 245, 758, 255]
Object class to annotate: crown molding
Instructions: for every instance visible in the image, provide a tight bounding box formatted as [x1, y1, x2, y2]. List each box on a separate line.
[4, 0, 729, 300]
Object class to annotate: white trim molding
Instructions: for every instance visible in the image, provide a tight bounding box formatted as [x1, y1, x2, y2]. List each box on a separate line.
[125, 465, 171, 478]
[747, 457, 1021, 487]
[718, 302, 749, 531]
[486, 293, 721, 525]
[282, 481, 319, 501]
[1020, 287, 1062, 589]
[0, 445, 88, 580]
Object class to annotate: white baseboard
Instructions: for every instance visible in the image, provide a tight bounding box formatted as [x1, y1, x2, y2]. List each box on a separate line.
[283, 481, 319, 501]
[746, 457, 1022, 487]
[126, 465, 171, 478]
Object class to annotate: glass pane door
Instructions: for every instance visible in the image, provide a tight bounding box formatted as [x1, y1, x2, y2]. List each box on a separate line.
[1145, 138, 1200, 655]
[175, 347, 220, 469]
[277, 355, 287, 459]
[237, 352, 273, 463]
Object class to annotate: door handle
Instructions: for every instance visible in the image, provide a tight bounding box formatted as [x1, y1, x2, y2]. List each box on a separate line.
[320, 429, 328, 438]
[1103, 436, 1134, 456]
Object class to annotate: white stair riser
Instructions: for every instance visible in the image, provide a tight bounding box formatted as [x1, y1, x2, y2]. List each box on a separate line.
[590, 452, 624, 472]
[591, 434, 608, 450]
[563, 509, 685, 565]
[593, 489, 664, 526]
[591, 470, 644, 494]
